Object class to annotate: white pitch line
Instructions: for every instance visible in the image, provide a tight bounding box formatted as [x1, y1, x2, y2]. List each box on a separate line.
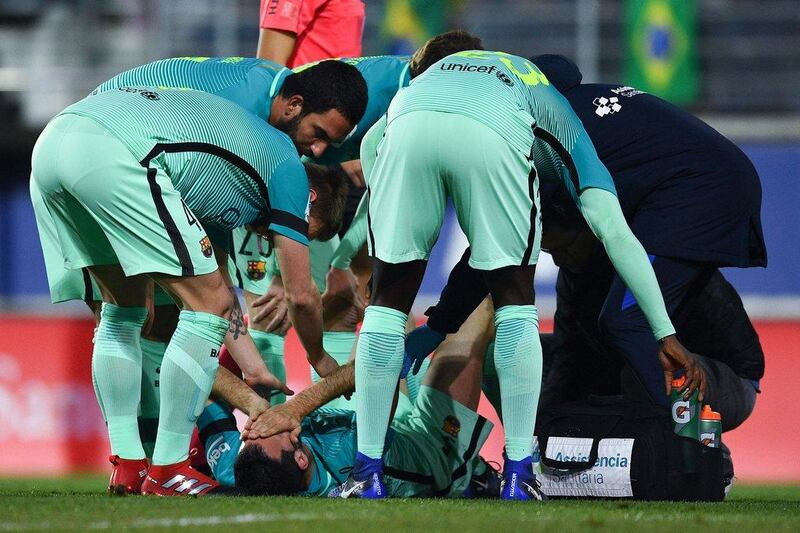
[1, 512, 335, 531]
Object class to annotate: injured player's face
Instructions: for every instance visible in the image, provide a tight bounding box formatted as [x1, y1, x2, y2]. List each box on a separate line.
[234, 433, 314, 496]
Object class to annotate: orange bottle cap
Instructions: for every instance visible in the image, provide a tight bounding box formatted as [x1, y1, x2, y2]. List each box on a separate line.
[671, 375, 687, 389]
[700, 405, 722, 420]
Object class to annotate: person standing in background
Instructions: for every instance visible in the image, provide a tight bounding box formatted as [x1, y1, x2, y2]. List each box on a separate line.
[257, 0, 365, 67]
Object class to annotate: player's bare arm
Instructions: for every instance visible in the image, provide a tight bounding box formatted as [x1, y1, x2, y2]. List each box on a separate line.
[243, 361, 356, 442]
[257, 28, 297, 64]
[273, 233, 338, 377]
[215, 246, 293, 396]
[211, 365, 270, 419]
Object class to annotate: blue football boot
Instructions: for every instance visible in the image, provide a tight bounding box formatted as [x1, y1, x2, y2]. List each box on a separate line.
[500, 456, 547, 501]
[330, 453, 387, 499]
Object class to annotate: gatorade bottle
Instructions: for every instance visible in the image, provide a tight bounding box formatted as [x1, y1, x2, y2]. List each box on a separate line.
[699, 406, 722, 448]
[669, 375, 700, 438]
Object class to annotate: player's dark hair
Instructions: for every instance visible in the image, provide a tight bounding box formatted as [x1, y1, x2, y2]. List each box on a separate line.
[234, 443, 305, 496]
[280, 60, 367, 128]
[304, 162, 349, 241]
[409, 30, 485, 78]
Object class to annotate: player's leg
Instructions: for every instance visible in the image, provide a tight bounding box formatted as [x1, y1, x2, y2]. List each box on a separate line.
[380, 299, 497, 498]
[340, 111, 446, 498]
[673, 271, 761, 431]
[83, 264, 150, 493]
[443, 112, 544, 500]
[422, 298, 495, 410]
[138, 295, 178, 458]
[313, 237, 360, 395]
[598, 256, 715, 406]
[231, 226, 291, 404]
[31, 115, 152, 492]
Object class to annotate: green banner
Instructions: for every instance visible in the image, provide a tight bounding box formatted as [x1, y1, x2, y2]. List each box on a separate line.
[625, 0, 698, 105]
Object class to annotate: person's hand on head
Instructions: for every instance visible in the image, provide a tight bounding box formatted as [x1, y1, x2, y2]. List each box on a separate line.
[242, 403, 302, 443]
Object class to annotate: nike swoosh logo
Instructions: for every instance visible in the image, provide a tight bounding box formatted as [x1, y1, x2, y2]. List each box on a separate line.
[473, 480, 490, 490]
[521, 482, 542, 498]
[340, 480, 367, 498]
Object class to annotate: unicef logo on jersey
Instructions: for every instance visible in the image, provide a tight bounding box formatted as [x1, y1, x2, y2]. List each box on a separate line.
[117, 86, 161, 101]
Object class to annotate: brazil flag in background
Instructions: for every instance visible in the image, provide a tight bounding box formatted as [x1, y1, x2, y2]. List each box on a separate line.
[625, 0, 698, 105]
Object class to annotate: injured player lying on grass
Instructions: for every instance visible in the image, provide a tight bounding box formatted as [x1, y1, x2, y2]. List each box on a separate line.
[229, 299, 503, 498]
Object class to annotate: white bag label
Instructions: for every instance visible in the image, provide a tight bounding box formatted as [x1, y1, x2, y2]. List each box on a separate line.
[532, 436, 635, 497]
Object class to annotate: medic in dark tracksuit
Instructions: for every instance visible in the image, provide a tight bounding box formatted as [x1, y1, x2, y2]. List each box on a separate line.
[413, 55, 766, 430]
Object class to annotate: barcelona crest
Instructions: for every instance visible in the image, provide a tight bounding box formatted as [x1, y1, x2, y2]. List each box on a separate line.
[443, 415, 461, 437]
[247, 260, 267, 281]
[199, 236, 213, 258]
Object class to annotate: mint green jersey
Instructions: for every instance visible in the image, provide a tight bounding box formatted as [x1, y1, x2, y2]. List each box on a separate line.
[388, 50, 616, 198]
[61, 87, 310, 244]
[299, 409, 415, 497]
[299, 386, 489, 498]
[303, 55, 410, 164]
[93, 56, 290, 121]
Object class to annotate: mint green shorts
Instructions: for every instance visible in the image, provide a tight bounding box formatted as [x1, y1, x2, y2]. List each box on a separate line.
[229, 226, 337, 295]
[367, 111, 541, 270]
[31, 114, 218, 285]
[384, 385, 494, 498]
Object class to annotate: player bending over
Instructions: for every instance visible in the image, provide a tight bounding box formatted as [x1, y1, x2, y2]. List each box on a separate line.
[30, 87, 345, 495]
[345, 48, 698, 500]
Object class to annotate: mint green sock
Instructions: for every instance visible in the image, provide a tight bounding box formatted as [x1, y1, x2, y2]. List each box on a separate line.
[355, 306, 407, 459]
[152, 310, 227, 466]
[92, 303, 148, 459]
[313, 331, 357, 408]
[138, 338, 166, 459]
[404, 356, 431, 406]
[494, 305, 542, 461]
[250, 330, 287, 405]
[481, 341, 503, 421]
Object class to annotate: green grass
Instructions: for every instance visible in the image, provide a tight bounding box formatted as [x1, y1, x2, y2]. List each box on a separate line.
[0, 476, 798, 532]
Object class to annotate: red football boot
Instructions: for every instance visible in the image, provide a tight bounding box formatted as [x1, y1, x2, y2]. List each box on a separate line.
[141, 459, 219, 496]
[108, 455, 149, 495]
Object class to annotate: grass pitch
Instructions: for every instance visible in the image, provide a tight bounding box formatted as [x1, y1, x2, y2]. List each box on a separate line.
[0, 476, 798, 532]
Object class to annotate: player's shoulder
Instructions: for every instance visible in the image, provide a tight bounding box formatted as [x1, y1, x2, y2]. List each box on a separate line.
[157, 56, 269, 68]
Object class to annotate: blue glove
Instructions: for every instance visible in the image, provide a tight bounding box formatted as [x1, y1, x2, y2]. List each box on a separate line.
[401, 324, 446, 378]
